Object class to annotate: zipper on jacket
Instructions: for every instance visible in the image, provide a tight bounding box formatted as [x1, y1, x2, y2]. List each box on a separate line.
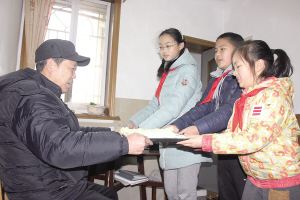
[162, 148, 167, 169]
[60, 184, 67, 189]
[62, 171, 77, 186]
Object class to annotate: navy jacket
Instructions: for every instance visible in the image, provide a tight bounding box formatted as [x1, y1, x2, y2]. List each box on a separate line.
[172, 74, 241, 134]
[0, 68, 128, 200]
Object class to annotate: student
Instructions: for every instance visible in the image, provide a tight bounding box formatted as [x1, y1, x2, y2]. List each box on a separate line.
[178, 40, 300, 200]
[128, 28, 207, 199]
[168, 32, 246, 200]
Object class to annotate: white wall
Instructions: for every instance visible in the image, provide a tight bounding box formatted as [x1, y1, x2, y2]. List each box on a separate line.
[1, 0, 299, 111]
[0, 0, 23, 76]
[116, 0, 223, 100]
[190, 51, 202, 79]
[116, 0, 300, 113]
[224, 0, 300, 112]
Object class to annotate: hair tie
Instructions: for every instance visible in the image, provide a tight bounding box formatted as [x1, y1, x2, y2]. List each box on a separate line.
[271, 49, 275, 54]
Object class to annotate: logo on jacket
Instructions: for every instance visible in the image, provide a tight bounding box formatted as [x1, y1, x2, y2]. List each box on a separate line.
[251, 105, 264, 117]
[181, 78, 189, 86]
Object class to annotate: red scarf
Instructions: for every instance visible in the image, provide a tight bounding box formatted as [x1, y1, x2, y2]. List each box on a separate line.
[155, 67, 178, 105]
[197, 70, 232, 106]
[232, 87, 268, 131]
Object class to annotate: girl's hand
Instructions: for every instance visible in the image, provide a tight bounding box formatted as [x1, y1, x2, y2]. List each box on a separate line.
[127, 122, 137, 129]
[165, 125, 179, 133]
[179, 126, 199, 136]
[177, 135, 203, 148]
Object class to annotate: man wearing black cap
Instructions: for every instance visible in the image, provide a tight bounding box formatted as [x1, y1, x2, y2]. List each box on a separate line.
[0, 39, 152, 200]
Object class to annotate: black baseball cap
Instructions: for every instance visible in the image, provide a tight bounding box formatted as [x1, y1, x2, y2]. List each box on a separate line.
[35, 39, 90, 66]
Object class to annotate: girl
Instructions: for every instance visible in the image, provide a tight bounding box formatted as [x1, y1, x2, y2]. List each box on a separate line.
[168, 32, 246, 200]
[178, 40, 300, 200]
[128, 28, 210, 200]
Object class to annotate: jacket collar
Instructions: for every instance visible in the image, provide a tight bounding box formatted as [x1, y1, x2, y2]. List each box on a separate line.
[210, 65, 233, 78]
[25, 68, 62, 97]
[168, 48, 197, 70]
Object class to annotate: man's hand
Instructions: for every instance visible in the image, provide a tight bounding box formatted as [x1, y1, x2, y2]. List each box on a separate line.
[179, 126, 199, 137]
[165, 125, 179, 133]
[127, 133, 153, 155]
[127, 122, 137, 129]
[177, 135, 203, 148]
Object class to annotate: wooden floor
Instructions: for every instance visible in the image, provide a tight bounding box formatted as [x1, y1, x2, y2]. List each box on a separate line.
[0, 189, 8, 200]
[0, 184, 216, 200]
[0, 178, 7, 200]
[0, 192, 213, 200]
[0, 195, 8, 200]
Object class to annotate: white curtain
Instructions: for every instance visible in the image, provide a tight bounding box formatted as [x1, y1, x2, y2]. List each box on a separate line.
[24, 0, 54, 69]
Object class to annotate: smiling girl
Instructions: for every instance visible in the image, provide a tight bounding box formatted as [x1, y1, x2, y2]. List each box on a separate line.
[178, 40, 300, 200]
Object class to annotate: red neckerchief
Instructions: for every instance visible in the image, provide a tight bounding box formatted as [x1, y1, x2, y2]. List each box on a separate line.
[197, 70, 232, 106]
[232, 87, 268, 131]
[155, 67, 178, 105]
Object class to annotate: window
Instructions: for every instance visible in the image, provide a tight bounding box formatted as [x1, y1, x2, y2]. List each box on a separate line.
[45, 0, 111, 113]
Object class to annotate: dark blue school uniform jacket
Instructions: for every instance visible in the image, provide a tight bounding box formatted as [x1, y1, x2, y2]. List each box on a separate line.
[171, 73, 241, 134]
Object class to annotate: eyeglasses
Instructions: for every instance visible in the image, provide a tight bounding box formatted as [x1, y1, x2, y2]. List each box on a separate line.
[157, 44, 177, 51]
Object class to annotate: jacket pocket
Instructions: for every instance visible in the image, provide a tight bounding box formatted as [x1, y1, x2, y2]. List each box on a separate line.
[61, 168, 87, 186]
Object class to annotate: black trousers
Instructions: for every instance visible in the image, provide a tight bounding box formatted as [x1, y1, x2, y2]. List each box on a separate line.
[218, 155, 247, 200]
[76, 181, 118, 200]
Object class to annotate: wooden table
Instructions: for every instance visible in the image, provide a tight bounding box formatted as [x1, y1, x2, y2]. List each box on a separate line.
[88, 149, 167, 200]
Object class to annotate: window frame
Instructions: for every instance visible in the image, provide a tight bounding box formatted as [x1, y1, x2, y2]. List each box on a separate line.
[104, 0, 121, 117]
[51, 0, 111, 109]
[76, 0, 121, 118]
[46, 0, 121, 118]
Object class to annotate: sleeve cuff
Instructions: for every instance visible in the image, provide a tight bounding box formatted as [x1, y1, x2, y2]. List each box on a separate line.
[121, 137, 129, 155]
[171, 122, 184, 131]
[202, 135, 213, 152]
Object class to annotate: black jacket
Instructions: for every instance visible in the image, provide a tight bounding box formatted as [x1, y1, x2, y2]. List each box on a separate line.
[171, 74, 241, 134]
[0, 68, 128, 200]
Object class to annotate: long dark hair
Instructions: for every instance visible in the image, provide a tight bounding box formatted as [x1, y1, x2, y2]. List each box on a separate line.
[234, 40, 293, 80]
[157, 28, 186, 78]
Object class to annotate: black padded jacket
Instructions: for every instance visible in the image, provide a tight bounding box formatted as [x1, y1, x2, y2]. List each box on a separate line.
[0, 68, 128, 200]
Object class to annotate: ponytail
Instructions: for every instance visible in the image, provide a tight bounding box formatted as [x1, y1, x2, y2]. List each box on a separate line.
[157, 28, 186, 78]
[271, 49, 293, 78]
[234, 40, 294, 80]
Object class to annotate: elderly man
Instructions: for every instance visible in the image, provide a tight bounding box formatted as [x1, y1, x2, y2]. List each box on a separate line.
[0, 39, 152, 200]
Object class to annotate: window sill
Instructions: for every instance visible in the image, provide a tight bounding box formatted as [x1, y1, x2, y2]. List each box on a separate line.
[76, 114, 120, 121]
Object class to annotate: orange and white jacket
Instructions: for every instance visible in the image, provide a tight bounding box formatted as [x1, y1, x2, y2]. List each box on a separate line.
[202, 77, 300, 188]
